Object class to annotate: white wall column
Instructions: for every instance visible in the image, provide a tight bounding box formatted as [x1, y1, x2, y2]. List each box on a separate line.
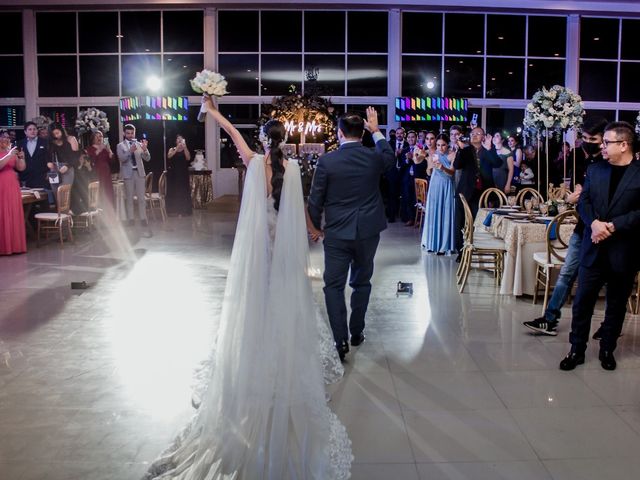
[387, 9, 401, 132]
[23, 9, 38, 120]
[565, 14, 580, 92]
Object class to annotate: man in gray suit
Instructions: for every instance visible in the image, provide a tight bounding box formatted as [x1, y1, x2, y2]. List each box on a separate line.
[117, 124, 151, 226]
[308, 107, 395, 361]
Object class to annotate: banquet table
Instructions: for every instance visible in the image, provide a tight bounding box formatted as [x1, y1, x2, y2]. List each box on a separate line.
[189, 170, 213, 209]
[475, 208, 575, 296]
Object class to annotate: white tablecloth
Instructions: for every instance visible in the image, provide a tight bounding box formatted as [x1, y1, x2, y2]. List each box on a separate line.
[475, 209, 575, 296]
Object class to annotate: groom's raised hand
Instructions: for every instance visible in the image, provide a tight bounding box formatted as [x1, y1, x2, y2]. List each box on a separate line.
[364, 107, 380, 134]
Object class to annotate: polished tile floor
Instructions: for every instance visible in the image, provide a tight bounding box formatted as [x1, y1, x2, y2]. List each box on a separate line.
[2, 198, 640, 479]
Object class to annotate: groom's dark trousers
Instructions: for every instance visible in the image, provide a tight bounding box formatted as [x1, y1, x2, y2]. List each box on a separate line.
[308, 135, 395, 345]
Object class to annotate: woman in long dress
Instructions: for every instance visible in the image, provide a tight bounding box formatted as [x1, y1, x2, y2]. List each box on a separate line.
[166, 135, 193, 217]
[421, 133, 456, 254]
[0, 130, 27, 255]
[85, 131, 115, 209]
[492, 132, 515, 195]
[144, 97, 352, 480]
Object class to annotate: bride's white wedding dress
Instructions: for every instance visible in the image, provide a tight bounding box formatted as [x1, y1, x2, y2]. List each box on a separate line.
[144, 155, 352, 480]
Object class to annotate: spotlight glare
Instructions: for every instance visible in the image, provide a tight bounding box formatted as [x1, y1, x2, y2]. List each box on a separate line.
[426, 81, 435, 89]
[146, 75, 162, 92]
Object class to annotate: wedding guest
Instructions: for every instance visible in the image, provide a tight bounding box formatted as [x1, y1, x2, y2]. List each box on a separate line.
[72, 153, 94, 214]
[385, 127, 409, 222]
[508, 134, 523, 187]
[417, 130, 427, 147]
[492, 132, 515, 194]
[400, 130, 418, 225]
[116, 124, 151, 227]
[523, 116, 606, 337]
[552, 141, 571, 186]
[410, 144, 429, 180]
[38, 126, 48, 140]
[424, 130, 437, 176]
[85, 131, 115, 208]
[17, 121, 48, 190]
[518, 160, 535, 186]
[560, 122, 640, 371]
[47, 122, 80, 200]
[422, 134, 456, 254]
[453, 127, 502, 255]
[8, 129, 17, 147]
[0, 130, 27, 255]
[166, 134, 193, 217]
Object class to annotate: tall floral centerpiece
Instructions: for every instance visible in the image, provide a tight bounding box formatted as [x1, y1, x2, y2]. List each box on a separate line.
[75, 107, 110, 147]
[523, 85, 585, 193]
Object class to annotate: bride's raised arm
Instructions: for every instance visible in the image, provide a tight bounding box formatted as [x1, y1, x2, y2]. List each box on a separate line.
[203, 96, 255, 166]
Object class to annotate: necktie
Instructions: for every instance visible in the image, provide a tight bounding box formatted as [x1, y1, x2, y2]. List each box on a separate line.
[129, 141, 137, 167]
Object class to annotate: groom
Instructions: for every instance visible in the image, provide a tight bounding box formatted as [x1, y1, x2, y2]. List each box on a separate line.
[308, 107, 395, 361]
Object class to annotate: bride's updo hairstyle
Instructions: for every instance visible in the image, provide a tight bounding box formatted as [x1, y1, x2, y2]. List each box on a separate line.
[263, 119, 286, 211]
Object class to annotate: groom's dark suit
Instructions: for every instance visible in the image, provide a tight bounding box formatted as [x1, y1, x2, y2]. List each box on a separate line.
[570, 159, 640, 353]
[308, 136, 395, 345]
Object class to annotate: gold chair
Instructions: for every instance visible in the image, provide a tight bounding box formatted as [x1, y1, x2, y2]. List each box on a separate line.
[478, 187, 507, 209]
[143, 172, 155, 219]
[148, 171, 168, 222]
[532, 209, 578, 311]
[35, 184, 74, 247]
[74, 181, 101, 232]
[516, 187, 545, 207]
[547, 183, 569, 202]
[414, 178, 428, 231]
[457, 193, 506, 293]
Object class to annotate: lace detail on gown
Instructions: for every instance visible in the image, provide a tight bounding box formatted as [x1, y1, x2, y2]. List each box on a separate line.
[144, 154, 351, 480]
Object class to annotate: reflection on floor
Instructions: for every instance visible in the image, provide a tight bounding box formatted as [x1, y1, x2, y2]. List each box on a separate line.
[2, 196, 640, 480]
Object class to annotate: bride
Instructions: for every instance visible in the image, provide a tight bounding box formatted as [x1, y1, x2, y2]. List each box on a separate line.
[144, 97, 352, 480]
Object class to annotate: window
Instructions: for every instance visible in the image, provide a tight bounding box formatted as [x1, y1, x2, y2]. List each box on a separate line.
[401, 56, 442, 97]
[486, 108, 525, 136]
[80, 56, 119, 96]
[348, 12, 388, 53]
[445, 14, 484, 55]
[218, 11, 259, 52]
[621, 20, 640, 60]
[39, 107, 78, 132]
[261, 11, 302, 52]
[218, 54, 259, 96]
[261, 54, 302, 95]
[219, 104, 260, 124]
[38, 56, 77, 97]
[619, 62, 640, 102]
[579, 61, 617, 102]
[580, 17, 619, 59]
[347, 55, 387, 96]
[528, 16, 566, 58]
[163, 54, 205, 96]
[486, 58, 524, 99]
[37, 12, 76, 53]
[121, 54, 161, 96]
[444, 57, 483, 98]
[402, 12, 442, 54]
[121, 11, 161, 53]
[305, 12, 345, 52]
[0, 56, 24, 97]
[0, 13, 22, 54]
[487, 15, 525, 56]
[304, 55, 345, 96]
[220, 128, 255, 168]
[163, 10, 204, 52]
[527, 60, 565, 97]
[79, 12, 119, 53]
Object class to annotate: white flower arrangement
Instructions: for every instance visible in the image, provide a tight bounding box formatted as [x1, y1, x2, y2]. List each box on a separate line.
[523, 85, 585, 133]
[259, 125, 288, 150]
[190, 70, 229, 97]
[32, 115, 52, 131]
[635, 111, 640, 134]
[75, 107, 110, 135]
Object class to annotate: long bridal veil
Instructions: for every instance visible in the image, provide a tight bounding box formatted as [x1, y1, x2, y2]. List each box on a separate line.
[145, 156, 351, 480]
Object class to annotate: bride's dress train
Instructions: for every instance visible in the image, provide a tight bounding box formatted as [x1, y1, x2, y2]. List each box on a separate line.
[144, 155, 352, 479]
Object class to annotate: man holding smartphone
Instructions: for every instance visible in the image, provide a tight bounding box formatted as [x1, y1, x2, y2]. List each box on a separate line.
[117, 124, 151, 227]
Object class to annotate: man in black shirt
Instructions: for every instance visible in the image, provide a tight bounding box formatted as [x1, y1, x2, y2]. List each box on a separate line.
[560, 122, 640, 371]
[524, 117, 607, 336]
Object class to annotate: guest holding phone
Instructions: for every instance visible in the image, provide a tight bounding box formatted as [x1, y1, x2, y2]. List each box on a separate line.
[85, 131, 115, 208]
[166, 134, 193, 216]
[47, 123, 80, 201]
[0, 130, 27, 255]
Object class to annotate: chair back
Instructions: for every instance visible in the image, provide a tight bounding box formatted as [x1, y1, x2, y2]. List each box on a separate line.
[414, 178, 428, 205]
[516, 187, 544, 207]
[545, 209, 578, 263]
[547, 183, 569, 202]
[478, 187, 507, 208]
[158, 171, 167, 197]
[145, 172, 153, 195]
[56, 184, 72, 214]
[88, 181, 100, 211]
[459, 193, 475, 245]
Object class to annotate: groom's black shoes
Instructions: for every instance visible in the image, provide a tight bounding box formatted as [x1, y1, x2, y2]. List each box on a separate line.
[559, 351, 585, 371]
[336, 341, 350, 361]
[351, 332, 365, 347]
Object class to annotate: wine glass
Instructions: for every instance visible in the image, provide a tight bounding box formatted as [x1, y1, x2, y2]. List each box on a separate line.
[524, 199, 533, 214]
[539, 203, 549, 216]
[507, 195, 516, 207]
[531, 197, 540, 210]
[558, 203, 567, 214]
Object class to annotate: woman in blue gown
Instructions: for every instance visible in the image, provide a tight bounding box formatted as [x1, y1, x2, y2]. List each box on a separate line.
[421, 133, 456, 254]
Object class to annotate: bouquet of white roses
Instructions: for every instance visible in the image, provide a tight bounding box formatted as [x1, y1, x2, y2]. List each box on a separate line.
[523, 85, 585, 133]
[190, 70, 229, 97]
[75, 107, 110, 135]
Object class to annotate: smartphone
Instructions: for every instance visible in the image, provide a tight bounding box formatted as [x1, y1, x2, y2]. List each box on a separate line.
[470, 113, 478, 128]
[142, 133, 148, 140]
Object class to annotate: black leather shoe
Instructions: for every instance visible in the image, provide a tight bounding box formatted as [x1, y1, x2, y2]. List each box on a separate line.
[599, 350, 617, 371]
[336, 341, 349, 362]
[559, 352, 585, 371]
[351, 332, 365, 347]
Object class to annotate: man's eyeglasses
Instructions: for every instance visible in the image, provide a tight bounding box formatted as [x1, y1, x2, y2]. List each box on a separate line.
[470, 133, 483, 137]
[602, 139, 625, 147]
